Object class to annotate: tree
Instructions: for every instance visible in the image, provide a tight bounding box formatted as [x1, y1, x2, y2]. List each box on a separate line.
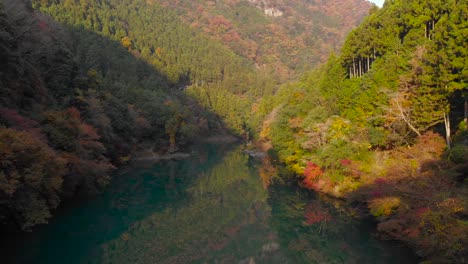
[0, 128, 65, 230]
[421, 1, 468, 148]
[121, 36, 132, 50]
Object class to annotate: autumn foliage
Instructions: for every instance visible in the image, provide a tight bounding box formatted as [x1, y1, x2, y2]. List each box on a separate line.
[0, 108, 45, 141]
[302, 162, 323, 190]
[303, 202, 332, 225]
[0, 128, 65, 230]
[0, 0, 218, 230]
[0, 107, 114, 229]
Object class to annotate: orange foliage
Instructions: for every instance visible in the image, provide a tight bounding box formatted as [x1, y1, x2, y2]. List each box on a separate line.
[80, 123, 100, 140]
[207, 15, 232, 34]
[302, 162, 323, 190]
[0, 108, 46, 141]
[222, 31, 241, 42]
[134, 0, 371, 82]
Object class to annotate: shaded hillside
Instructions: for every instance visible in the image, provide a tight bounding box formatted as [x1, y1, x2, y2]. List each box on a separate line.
[32, 0, 280, 137]
[157, 0, 373, 80]
[0, 0, 222, 230]
[31, 0, 373, 139]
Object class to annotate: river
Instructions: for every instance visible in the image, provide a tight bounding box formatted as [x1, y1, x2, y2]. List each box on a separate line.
[1, 143, 418, 263]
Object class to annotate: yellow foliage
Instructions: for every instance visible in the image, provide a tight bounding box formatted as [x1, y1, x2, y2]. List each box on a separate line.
[327, 116, 351, 140]
[121, 36, 132, 50]
[121, 232, 130, 241]
[340, 177, 361, 192]
[438, 198, 464, 214]
[259, 125, 270, 140]
[291, 163, 305, 175]
[285, 155, 297, 164]
[119, 156, 130, 164]
[369, 197, 401, 217]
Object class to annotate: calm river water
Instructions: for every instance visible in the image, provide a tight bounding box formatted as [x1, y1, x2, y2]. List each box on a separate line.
[1, 144, 418, 263]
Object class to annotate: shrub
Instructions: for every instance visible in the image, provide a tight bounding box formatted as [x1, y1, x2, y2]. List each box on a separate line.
[368, 197, 401, 217]
[448, 144, 467, 163]
[302, 162, 323, 190]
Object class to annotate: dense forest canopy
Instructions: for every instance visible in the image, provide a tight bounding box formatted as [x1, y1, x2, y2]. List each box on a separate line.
[32, 0, 286, 136]
[0, 0, 467, 262]
[1, 0, 247, 230]
[152, 0, 372, 80]
[259, 0, 467, 261]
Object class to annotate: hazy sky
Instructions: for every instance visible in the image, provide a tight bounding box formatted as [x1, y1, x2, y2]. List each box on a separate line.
[368, 0, 385, 7]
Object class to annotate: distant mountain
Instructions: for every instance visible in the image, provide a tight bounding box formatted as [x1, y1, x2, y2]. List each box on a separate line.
[156, 0, 372, 80]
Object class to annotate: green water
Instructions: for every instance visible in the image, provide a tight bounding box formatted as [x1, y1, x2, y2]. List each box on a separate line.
[1, 144, 418, 263]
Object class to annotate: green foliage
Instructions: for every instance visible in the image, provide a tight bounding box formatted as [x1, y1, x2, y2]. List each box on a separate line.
[146, 0, 372, 81]
[267, 0, 467, 179]
[42, 109, 81, 152]
[263, 4, 467, 261]
[34, 0, 252, 90]
[448, 144, 467, 164]
[2, 0, 260, 229]
[32, 0, 284, 137]
[368, 197, 401, 217]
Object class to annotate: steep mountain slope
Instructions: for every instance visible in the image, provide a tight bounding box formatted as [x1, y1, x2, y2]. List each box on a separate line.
[31, 0, 282, 137]
[262, 0, 467, 261]
[156, 0, 372, 80]
[31, 0, 373, 138]
[0, 0, 231, 230]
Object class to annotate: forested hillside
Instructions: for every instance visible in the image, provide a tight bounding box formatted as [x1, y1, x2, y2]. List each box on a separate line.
[0, 0, 303, 231]
[2, 0, 466, 262]
[29, 0, 373, 138]
[156, 0, 372, 80]
[0, 0, 246, 230]
[261, 0, 467, 261]
[32, 0, 284, 137]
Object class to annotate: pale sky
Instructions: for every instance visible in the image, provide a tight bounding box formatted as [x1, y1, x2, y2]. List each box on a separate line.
[368, 0, 385, 7]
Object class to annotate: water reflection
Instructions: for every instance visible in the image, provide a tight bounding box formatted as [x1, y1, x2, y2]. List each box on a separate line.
[99, 146, 287, 263]
[0, 144, 417, 264]
[269, 184, 417, 264]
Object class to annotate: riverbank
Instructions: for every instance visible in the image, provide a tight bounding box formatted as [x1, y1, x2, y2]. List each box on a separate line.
[0, 144, 418, 263]
[131, 134, 239, 161]
[132, 150, 192, 161]
[263, 132, 467, 263]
